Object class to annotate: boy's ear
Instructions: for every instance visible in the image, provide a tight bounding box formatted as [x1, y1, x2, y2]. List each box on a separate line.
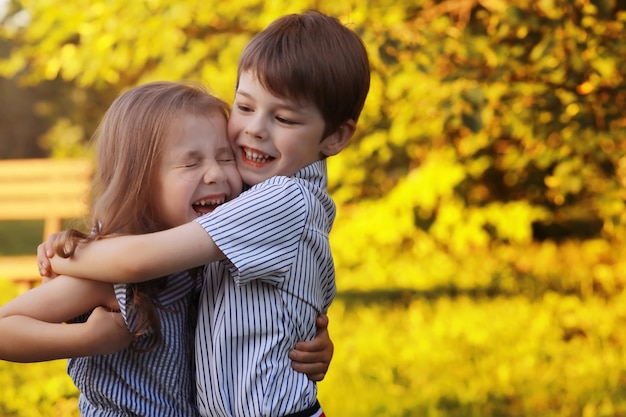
[321, 120, 356, 157]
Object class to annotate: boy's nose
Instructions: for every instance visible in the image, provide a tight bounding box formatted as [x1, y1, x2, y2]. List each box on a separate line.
[244, 116, 267, 139]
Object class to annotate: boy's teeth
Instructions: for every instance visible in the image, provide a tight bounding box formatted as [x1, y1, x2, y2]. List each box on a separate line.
[244, 149, 272, 162]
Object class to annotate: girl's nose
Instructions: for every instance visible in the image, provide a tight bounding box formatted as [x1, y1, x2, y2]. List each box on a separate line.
[203, 163, 227, 184]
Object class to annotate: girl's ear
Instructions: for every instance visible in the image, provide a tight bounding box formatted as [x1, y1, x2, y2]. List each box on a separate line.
[321, 120, 356, 157]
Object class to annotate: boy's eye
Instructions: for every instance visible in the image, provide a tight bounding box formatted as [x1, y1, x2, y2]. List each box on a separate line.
[276, 116, 296, 125]
[237, 104, 253, 112]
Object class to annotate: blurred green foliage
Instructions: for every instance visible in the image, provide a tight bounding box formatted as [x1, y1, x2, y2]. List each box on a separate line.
[1, 0, 626, 415]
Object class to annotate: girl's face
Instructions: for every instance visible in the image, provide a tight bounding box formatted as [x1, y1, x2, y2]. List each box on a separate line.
[153, 112, 242, 229]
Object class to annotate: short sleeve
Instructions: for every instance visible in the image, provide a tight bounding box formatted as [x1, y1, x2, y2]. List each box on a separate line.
[194, 178, 307, 285]
[114, 283, 136, 332]
[114, 271, 201, 334]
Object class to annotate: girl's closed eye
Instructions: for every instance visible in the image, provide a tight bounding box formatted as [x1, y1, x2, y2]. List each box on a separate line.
[178, 157, 201, 169]
[216, 148, 236, 164]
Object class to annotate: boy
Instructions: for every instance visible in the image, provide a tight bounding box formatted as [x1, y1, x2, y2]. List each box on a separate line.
[50, 10, 370, 416]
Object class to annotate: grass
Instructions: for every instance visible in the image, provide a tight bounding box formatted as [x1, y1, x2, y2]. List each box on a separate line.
[0, 220, 44, 255]
[4, 221, 626, 416]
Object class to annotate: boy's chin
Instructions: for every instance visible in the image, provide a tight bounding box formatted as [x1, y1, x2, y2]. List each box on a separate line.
[241, 169, 270, 187]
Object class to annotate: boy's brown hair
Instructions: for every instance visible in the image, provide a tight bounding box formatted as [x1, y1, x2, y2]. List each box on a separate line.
[236, 10, 370, 138]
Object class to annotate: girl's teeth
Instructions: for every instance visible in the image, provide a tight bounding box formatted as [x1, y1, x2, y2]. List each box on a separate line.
[198, 200, 223, 206]
[193, 198, 225, 215]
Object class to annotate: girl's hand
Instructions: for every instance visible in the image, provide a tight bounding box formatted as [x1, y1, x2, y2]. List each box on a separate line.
[37, 233, 61, 278]
[85, 306, 133, 355]
[289, 313, 334, 382]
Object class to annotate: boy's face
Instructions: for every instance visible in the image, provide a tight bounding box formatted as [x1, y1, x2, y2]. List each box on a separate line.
[153, 113, 242, 229]
[228, 70, 328, 186]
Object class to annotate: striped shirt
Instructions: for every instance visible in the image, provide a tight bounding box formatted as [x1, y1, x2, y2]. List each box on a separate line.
[194, 160, 336, 417]
[67, 270, 203, 417]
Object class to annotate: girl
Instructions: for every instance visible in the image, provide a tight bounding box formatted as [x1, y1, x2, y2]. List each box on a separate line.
[0, 81, 333, 416]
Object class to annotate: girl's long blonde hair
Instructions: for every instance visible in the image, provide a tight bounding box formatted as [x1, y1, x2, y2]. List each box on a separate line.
[58, 81, 229, 350]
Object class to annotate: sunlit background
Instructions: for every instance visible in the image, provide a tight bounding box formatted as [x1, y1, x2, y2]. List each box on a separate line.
[1, 0, 626, 415]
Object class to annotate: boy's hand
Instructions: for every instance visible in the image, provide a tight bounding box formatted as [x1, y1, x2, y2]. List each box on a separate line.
[37, 232, 61, 278]
[85, 306, 133, 355]
[289, 314, 334, 382]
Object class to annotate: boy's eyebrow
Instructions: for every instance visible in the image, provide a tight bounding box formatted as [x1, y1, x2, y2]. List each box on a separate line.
[236, 89, 305, 112]
[234, 89, 252, 99]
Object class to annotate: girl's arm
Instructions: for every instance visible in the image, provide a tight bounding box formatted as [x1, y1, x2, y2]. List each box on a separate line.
[50, 221, 222, 283]
[0, 276, 131, 362]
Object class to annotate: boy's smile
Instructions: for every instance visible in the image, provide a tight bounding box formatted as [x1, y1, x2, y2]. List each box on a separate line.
[241, 145, 275, 166]
[228, 70, 328, 186]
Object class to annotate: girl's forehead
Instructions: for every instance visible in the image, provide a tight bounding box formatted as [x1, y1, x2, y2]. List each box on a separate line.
[164, 112, 217, 140]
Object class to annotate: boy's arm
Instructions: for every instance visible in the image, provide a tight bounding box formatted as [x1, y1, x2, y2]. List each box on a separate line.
[0, 275, 131, 362]
[50, 221, 224, 283]
[290, 314, 334, 381]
